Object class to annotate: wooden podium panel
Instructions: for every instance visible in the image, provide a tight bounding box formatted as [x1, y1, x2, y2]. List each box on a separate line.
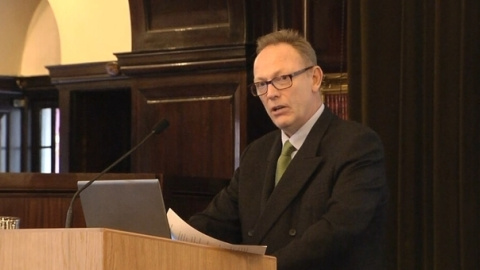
[0, 228, 276, 270]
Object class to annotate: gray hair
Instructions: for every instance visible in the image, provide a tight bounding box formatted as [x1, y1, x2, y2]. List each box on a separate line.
[256, 29, 317, 66]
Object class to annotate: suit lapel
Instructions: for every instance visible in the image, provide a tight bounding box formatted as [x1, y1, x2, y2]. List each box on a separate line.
[259, 134, 281, 211]
[250, 108, 335, 244]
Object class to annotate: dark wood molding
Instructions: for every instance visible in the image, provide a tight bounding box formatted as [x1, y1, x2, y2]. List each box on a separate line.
[0, 76, 22, 96]
[47, 61, 128, 86]
[128, 0, 246, 51]
[116, 45, 253, 77]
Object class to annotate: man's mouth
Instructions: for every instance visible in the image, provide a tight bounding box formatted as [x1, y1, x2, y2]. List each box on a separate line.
[272, 105, 286, 112]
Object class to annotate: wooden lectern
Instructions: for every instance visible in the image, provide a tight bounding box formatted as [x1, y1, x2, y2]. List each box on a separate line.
[0, 228, 276, 270]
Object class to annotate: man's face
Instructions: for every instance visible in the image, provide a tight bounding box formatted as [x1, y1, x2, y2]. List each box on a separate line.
[253, 43, 323, 137]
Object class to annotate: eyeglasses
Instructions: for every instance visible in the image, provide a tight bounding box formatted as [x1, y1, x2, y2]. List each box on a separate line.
[249, 66, 314, 96]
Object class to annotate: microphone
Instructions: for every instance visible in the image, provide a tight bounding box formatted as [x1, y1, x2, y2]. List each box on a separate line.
[64, 119, 170, 228]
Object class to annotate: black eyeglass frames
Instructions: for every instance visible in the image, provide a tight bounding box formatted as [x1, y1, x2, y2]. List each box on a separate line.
[249, 66, 314, 96]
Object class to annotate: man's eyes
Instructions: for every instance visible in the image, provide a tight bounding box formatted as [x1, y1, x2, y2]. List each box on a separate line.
[256, 81, 268, 87]
[275, 75, 290, 82]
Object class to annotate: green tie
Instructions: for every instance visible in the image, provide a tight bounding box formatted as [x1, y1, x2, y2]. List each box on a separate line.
[275, 140, 296, 185]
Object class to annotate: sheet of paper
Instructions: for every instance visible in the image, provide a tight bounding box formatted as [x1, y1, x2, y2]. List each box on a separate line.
[167, 208, 267, 255]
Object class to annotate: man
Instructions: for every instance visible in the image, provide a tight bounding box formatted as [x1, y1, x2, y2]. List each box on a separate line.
[189, 29, 388, 270]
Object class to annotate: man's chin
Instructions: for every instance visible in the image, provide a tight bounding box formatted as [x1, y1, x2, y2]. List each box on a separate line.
[272, 119, 293, 133]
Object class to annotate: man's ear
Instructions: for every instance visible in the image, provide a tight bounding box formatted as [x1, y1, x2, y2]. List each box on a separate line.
[312, 66, 323, 93]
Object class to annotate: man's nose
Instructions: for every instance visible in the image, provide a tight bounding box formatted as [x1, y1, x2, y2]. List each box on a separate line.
[265, 83, 279, 98]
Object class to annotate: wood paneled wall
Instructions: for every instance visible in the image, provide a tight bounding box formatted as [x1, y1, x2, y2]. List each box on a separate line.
[0, 173, 156, 228]
[0, 173, 229, 227]
[47, 62, 132, 173]
[4, 0, 347, 239]
[47, 0, 347, 180]
[116, 46, 249, 179]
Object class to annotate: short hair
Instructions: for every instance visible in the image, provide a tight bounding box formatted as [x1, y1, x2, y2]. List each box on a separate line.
[256, 29, 317, 66]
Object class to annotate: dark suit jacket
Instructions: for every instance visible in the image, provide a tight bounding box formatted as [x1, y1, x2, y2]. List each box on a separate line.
[189, 107, 388, 270]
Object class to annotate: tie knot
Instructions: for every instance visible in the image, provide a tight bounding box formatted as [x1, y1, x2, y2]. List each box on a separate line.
[281, 140, 296, 157]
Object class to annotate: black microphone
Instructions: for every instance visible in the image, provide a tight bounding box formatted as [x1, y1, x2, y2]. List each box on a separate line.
[64, 119, 170, 228]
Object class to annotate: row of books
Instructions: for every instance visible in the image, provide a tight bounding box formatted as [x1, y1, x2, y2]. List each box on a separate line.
[324, 92, 348, 120]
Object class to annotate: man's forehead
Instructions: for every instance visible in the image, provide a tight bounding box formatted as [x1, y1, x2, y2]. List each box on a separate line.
[254, 46, 303, 78]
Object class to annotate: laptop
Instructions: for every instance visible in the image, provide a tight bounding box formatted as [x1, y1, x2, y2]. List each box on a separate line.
[78, 179, 171, 238]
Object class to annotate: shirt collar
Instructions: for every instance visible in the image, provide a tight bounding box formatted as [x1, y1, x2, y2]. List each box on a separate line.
[281, 103, 324, 152]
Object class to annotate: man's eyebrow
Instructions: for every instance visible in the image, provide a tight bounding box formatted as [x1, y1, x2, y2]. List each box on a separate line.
[254, 70, 282, 82]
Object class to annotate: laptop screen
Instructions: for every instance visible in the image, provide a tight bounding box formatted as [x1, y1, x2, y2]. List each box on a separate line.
[78, 179, 171, 238]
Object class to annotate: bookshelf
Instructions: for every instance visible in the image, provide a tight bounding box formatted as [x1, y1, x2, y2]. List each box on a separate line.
[321, 73, 348, 120]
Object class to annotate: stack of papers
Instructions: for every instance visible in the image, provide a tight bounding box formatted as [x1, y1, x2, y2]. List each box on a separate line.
[167, 209, 267, 255]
